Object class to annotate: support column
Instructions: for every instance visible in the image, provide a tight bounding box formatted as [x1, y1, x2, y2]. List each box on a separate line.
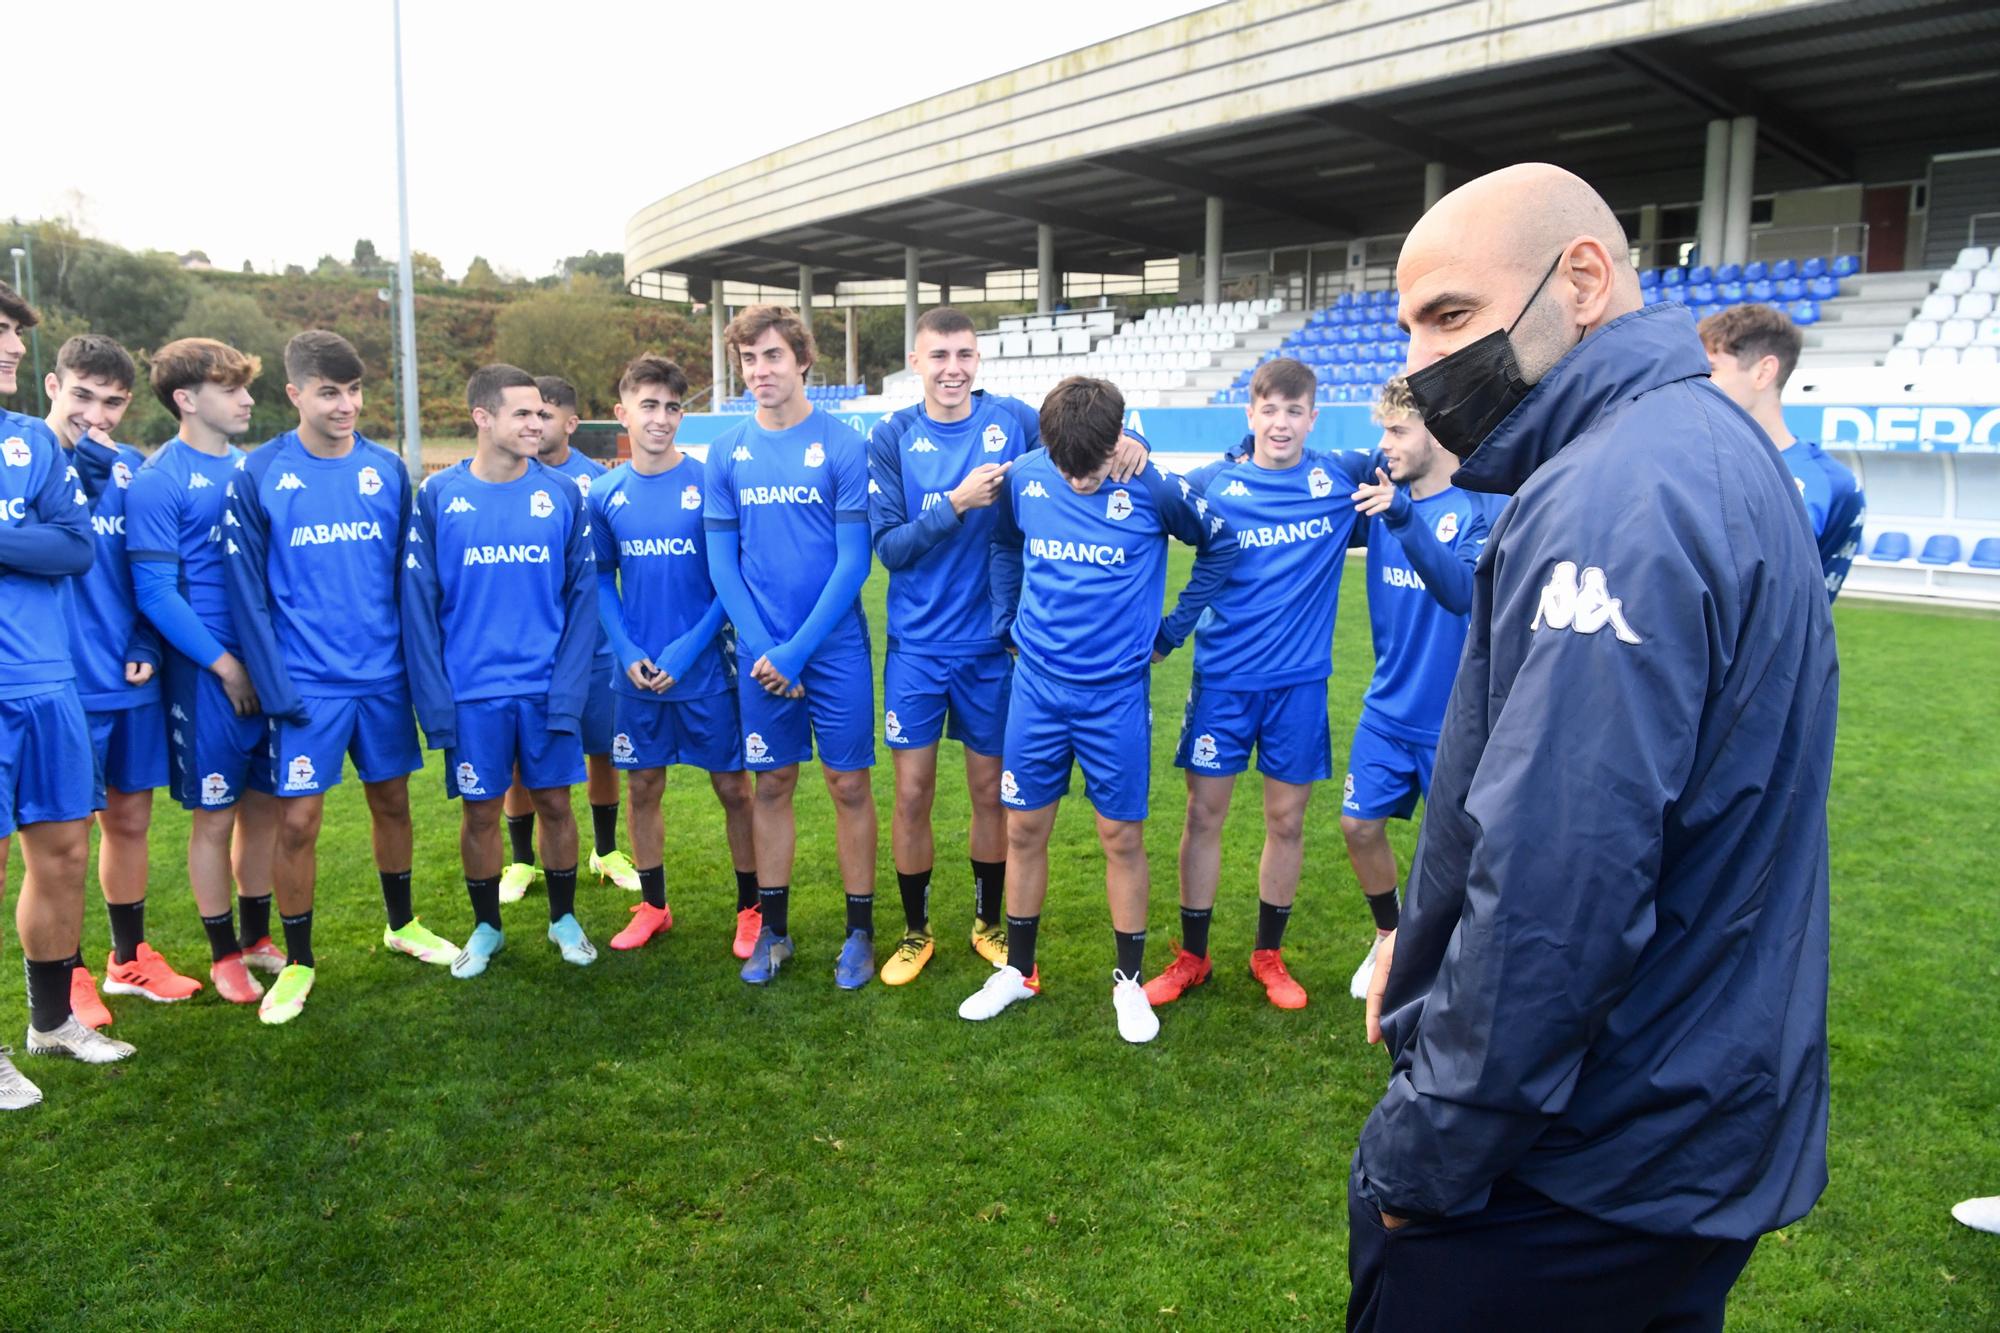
[1697, 118, 1730, 266]
[797, 264, 814, 322]
[710, 292, 726, 406]
[1637, 203, 1661, 272]
[845, 306, 857, 388]
[940, 283, 952, 308]
[1722, 115, 1758, 266]
[1036, 224, 1057, 313]
[904, 246, 920, 356]
[1422, 161, 1447, 212]
[1203, 196, 1224, 307]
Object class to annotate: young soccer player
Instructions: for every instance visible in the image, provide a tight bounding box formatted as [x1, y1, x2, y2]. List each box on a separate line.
[1339, 375, 1504, 999]
[0, 282, 134, 1106]
[1146, 357, 1377, 1011]
[224, 331, 458, 1024]
[591, 355, 756, 954]
[704, 305, 879, 988]
[959, 376, 1237, 1043]
[1700, 306, 1865, 601]
[404, 364, 599, 978]
[497, 375, 635, 899]
[46, 335, 201, 1025]
[125, 337, 283, 1004]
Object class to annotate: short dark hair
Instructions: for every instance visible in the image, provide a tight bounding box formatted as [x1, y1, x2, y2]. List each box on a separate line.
[150, 338, 262, 419]
[1250, 357, 1316, 404]
[618, 355, 688, 399]
[1039, 377, 1125, 478]
[914, 307, 976, 340]
[284, 330, 365, 386]
[725, 304, 815, 370]
[0, 281, 37, 331]
[55, 334, 137, 391]
[466, 363, 537, 417]
[535, 375, 578, 410]
[1699, 305, 1802, 390]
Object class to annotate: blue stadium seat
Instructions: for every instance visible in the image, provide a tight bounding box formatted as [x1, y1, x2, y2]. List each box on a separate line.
[1639, 270, 1660, 291]
[1334, 345, 1357, 365]
[1831, 254, 1860, 278]
[1776, 278, 1805, 301]
[1801, 257, 1828, 279]
[1694, 303, 1724, 321]
[1789, 301, 1820, 325]
[1743, 261, 1768, 282]
[1771, 259, 1798, 281]
[1338, 293, 1358, 308]
[1689, 283, 1717, 304]
[1970, 537, 2000, 569]
[1687, 265, 1713, 285]
[1661, 267, 1686, 288]
[1369, 290, 1391, 306]
[1868, 531, 1911, 561]
[1719, 282, 1746, 304]
[1748, 280, 1775, 302]
[1339, 325, 1361, 343]
[1918, 534, 1963, 566]
[1806, 276, 1837, 301]
[1714, 263, 1742, 284]
[1661, 286, 1690, 305]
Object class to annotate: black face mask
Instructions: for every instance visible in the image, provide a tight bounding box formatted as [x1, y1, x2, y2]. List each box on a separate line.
[1405, 250, 1567, 461]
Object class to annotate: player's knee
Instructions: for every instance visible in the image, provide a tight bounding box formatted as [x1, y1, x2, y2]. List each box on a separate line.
[278, 801, 324, 850]
[710, 771, 751, 812]
[893, 771, 935, 821]
[363, 783, 411, 826]
[528, 789, 574, 827]
[824, 768, 874, 812]
[25, 827, 91, 884]
[1340, 814, 1384, 847]
[1267, 804, 1307, 844]
[461, 798, 503, 834]
[1098, 818, 1146, 862]
[628, 769, 666, 806]
[1184, 794, 1229, 838]
[754, 768, 798, 805]
[1006, 810, 1052, 852]
[99, 796, 151, 842]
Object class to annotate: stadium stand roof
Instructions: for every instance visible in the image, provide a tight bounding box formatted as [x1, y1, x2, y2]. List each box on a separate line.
[626, 0, 2000, 298]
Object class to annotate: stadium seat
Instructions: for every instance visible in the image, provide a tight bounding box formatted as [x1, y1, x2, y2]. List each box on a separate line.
[1687, 265, 1712, 285]
[1743, 261, 1768, 282]
[1885, 346, 1922, 370]
[1771, 259, 1798, 280]
[1694, 303, 1724, 321]
[1970, 537, 2000, 570]
[1714, 263, 1742, 284]
[1921, 346, 1960, 367]
[1963, 345, 1999, 367]
[1918, 534, 1963, 566]
[1689, 283, 1717, 304]
[1831, 255, 1860, 277]
[1748, 280, 1775, 302]
[1958, 292, 1994, 320]
[1956, 246, 1992, 269]
[1661, 286, 1690, 305]
[1661, 267, 1686, 288]
[1719, 282, 1746, 304]
[1940, 318, 1976, 348]
[1776, 278, 1805, 301]
[1868, 531, 1911, 561]
[1807, 276, 1838, 301]
[1939, 269, 1972, 296]
[1801, 257, 1828, 279]
[1979, 319, 2000, 346]
[1920, 293, 1957, 322]
[1790, 300, 1820, 325]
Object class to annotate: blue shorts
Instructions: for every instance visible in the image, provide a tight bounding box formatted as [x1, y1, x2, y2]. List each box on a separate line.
[1174, 680, 1331, 785]
[580, 663, 616, 756]
[883, 649, 1011, 756]
[87, 702, 169, 798]
[166, 663, 275, 812]
[444, 696, 586, 800]
[1342, 716, 1436, 821]
[738, 651, 875, 773]
[0, 684, 94, 837]
[1001, 662, 1151, 822]
[611, 690, 742, 772]
[270, 688, 422, 797]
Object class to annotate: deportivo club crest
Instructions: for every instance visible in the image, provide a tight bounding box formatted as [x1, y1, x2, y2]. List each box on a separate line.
[744, 732, 769, 762]
[681, 484, 701, 510]
[1001, 770, 1021, 804]
[982, 423, 1008, 453]
[529, 489, 555, 518]
[358, 465, 384, 496]
[884, 711, 903, 742]
[573, 473, 592, 497]
[804, 442, 825, 468]
[1435, 511, 1460, 543]
[113, 461, 133, 489]
[200, 772, 231, 805]
[1106, 488, 1133, 521]
[1308, 466, 1333, 499]
[285, 755, 316, 790]
[456, 761, 484, 795]
[612, 733, 635, 762]
[1191, 734, 1219, 767]
[2, 436, 30, 467]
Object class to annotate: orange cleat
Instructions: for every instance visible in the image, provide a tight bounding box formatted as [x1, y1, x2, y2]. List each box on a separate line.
[1142, 945, 1213, 1006]
[610, 902, 674, 951]
[732, 906, 762, 961]
[209, 953, 264, 1004]
[103, 943, 204, 1003]
[70, 965, 114, 1030]
[1250, 948, 1309, 1010]
[240, 936, 287, 975]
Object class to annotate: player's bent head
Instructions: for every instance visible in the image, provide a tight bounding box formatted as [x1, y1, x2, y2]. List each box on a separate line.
[151, 337, 261, 422]
[284, 330, 365, 390]
[1699, 304, 1800, 408]
[618, 355, 688, 402]
[55, 334, 137, 392]
[47, 335, 138, 443]
[1040, 376, 1125, 482]
[725, 304, 815, 376]
[534, 374, 578, 412]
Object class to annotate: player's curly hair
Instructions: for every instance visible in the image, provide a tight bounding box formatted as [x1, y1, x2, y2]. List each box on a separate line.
[1039, 376, 1124, 479]
[1371, 375, 1417, 425]
[151, 338, 262, 420]
[725, 304, 816, 372]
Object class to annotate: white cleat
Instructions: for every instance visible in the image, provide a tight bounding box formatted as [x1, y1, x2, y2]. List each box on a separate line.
[25, 1017, 136, 1065]
[959, 964, 1038, 1021]
[1111, 970, 1160, 1044]
[1953, 1196, 2000, 1235]
[547, 914, 598, 967]
[1349, 936, 1385, 1000]
[0, 1048, 43, 1110]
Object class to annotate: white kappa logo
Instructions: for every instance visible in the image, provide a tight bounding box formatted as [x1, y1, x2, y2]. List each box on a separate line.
[113, 461, 133, 489]
[1308, 467, 1332, 499]
[1000, 770, 1021, 805]
[188, 473, 214, 489]
[732, 445, 753, 462]
[1530, 561, 1643, 644]
[171, 704, 188, 721]
[1024, 481, 1049, 498]
[529, 489, 554, 519]
[358, 465, 383, 496]
[1221, 480, 1250, 497]
[1435, 511, 1460, 544]
[611, 733, 635, 762]
[408, 525, 422, 543]
[884, 710, 903, 742]
[982, 423, 1007, 453]
[285, 754, 316, 791]
[445, 496, 475, 514]
[276, 472, 305, 491]
[1190, 733, 1219, 768]
[1, 436, 28, 467]
[608, 490, 630, 508]
[1210, 515, 1225, 536]
[1106, 488, 1132, 521]
[200, 772, 231, 805]
[681, 484, 701, 511]
[804, 442, 825, 468]
[744, 732, 769, 763]
[909, 437, 938, 454]
[406, 553, 419, 569]
[455, 761, 484, 795]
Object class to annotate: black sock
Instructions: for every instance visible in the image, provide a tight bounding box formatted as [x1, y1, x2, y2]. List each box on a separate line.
[1367, 886, 1401, 932]
[638, 864, 666, 910]
[735, 870, 759, 912]
[846, 893, 874, 938]
[281, 909, 315, 968]
[1256, 899, 1293, 951]
[237, 894, 272, 949]
[201, 909, 238, 962]
[506, 812, 536, 866]
[380, 870, 414, 931]
[895, 869, 930, 934]
[1114, 928, 1147, 978]
[107, 898, 146, 966]
[972, 858, 1005, 923]
[590, 802, 619, 859]
[467, 875, 502, 931]
[546, 866, 578, 924]
[759, 885, 790, 938]
[1180, 906, 1213, 959]
[23, 955, 73, 1033]
[1006, 913, 1040, 977]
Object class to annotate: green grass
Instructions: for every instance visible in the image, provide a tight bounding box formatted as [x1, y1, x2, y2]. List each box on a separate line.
[3, 556, 1996, 1330]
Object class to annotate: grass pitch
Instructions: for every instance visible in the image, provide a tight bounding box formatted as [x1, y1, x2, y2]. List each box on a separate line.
[3, 557, 1996, 1330]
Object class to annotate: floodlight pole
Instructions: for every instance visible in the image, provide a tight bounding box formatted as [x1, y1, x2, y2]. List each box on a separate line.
[392, 0, 423, 480]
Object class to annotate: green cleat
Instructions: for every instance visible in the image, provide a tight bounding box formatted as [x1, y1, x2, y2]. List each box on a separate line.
[258, 964, 315, 1026]
[498, 862, 539, 905]
[589, 849, 641, 892]
[384, 918, 458, 966]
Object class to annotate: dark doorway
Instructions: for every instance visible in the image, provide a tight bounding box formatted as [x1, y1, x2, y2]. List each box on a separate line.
[1863, 185, 1909, 273]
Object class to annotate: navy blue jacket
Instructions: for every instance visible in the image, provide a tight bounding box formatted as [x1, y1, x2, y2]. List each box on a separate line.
[1356, 304, 1837, 1240]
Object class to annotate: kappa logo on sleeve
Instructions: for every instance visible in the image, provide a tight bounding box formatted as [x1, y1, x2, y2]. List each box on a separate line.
[1024, 481, 1050, 499]
[982, 423, 1007, 453]
[681, 484, 701, 510]
[188, 473, 214, 490]
[1530, 561, 1643, 644]
[732, 445, 753, 462]
[358, 465, 384, 496]
[529, 489, 554, 519]
[1, 436, 29, 467]
[608, 490, 631, 508]
[1106, 488, 1133, 521]
[1221, 479, 1251, 498]
[276, 473, 305, 492]
[909, 437, 938, 454]
[445, 496, 475, 514]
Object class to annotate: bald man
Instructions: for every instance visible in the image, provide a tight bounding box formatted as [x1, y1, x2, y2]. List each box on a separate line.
[1346, 164, 1837, 1331]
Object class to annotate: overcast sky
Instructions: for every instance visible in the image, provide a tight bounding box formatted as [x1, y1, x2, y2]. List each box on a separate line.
[8, 0, 1204, 281]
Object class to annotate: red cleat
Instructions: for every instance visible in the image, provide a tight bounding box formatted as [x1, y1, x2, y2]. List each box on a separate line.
[732, 906, 762, 961]
[240, 936, 287, 975]
[70, 965, 114, 1030]
[1142, 945, 1213, 1006]
[1250, 948, 1309, 1010]
[103, 943, 204, 1003]
[209, 953, 264, 1004]
[610, 902, 674, 951]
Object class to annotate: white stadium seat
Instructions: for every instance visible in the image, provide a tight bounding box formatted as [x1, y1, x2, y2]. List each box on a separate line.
[1902, 320, 1939, 349]
[1885, 346, 1922, 370]
[1956, 246, 1992, 269]
[1940, 318, 1976, 348]
[1921, 346, 1961, 367]
[1978, 319, 2000, 346]
[1978, 268, 2000, 294]
[1962, 345, 1999, 367]
[1939, 269, 1972, 296]
[1959, 292, 1995, 320]
[1920, 293, 1957, 321]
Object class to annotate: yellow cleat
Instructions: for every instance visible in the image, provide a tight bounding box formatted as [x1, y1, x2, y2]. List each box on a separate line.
[881, 932, 935, 986]
[590, 849, 641, 892]
[971, 918, 1008, 969]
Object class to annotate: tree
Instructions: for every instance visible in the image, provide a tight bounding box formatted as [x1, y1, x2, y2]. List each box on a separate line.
[284, 263, 307, 278]
[169, 287, 290, 439]
[353, 238, 382, 272]
[409, 251, 445, 284]
[493, 289, 633, 417]
[67, 248, 192, 351]
[558, 250, 626, 284]
[242, 260, 255, 274]
[315, 254, 348, 278]
[461, 256, 500, 289]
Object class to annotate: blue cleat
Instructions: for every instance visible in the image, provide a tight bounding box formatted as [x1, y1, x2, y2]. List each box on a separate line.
[834, 929, 875, 990]
[740, 928, 794, 985]
[451, 923, 505, 980]
[547, 914, 598, 967]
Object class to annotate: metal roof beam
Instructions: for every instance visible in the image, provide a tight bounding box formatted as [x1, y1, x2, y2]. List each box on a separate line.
[1605, 41, 1852, 182]
[812, 218, 1040, 272]
[1304, 104, 1493, 175]
[933, 187, 1184, 254]
[1092, 149, 1356, 236]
